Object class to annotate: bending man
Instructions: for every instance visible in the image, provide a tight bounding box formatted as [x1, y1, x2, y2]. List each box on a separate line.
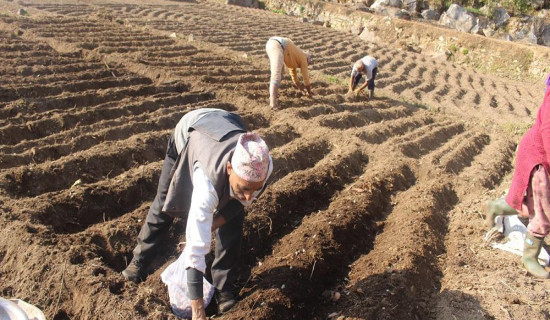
[266, 36, 313, 108]
[122, 108, 273, 318]
[348, 55, 378, 99]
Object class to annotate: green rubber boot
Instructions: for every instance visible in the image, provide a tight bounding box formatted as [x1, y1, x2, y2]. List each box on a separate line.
[522, 233, 549, 279]
[485, 197, 517, 228]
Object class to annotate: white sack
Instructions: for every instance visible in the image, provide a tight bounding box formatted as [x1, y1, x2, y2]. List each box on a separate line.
[161, 251, 215, 319]
[486, 215, 550, 266]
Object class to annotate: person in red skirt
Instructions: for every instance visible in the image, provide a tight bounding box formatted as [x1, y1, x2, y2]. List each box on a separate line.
[487, 81, 550, 279]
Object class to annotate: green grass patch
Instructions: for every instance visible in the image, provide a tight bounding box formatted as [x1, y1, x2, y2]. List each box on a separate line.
[324, 75, 344, 85]
[500, 122, 532, 137]
[271, 9, 287, 15]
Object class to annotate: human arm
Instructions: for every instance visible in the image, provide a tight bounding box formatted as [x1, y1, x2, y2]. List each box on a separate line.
[211, 214, 226, 231]
[539, 92, 550, 164]
[348, 67, 358, 93]
[356, 79, 369, 93]
[185, 165, 218, 318]
[191, 299, 207, 320]
[289, 68, 304, 92]
[300, 62, 313, 97]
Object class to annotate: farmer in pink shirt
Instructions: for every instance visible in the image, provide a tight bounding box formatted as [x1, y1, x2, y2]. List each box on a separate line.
[488, 86, 550, 279]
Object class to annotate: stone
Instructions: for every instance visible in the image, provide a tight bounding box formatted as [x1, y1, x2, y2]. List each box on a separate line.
[532, 17, 545, 39]
[355, 2, 369, 11]
[540, 25, 550, 46]
[439, 4, 476, 33]
[18, 8, 28, 15]
[188, 34, 195, 42]
[226, 0, 259, 8]
[513, 30, 537, 44]
[372, 4, 401, 17]
[404, 0, 417, 12]
[482, 27, 496, 37]
[523, 30, 538, 44]
[170, 32, 177, 38]
[370, 0, 402, 10]
[395, 9, 411, 20]
[421, 9, 439, 21]
[471, 16, 489, 35]
[493, 8, 510, 27]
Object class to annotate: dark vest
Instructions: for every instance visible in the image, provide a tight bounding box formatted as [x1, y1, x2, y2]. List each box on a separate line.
[163, 111, 247, 217]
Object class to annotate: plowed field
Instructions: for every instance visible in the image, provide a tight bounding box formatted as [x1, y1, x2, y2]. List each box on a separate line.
[0, 0, 549, 319]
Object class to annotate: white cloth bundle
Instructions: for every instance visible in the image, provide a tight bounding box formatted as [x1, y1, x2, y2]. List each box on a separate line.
[161, 252, 215, 319]
[486, 215, 550, 266]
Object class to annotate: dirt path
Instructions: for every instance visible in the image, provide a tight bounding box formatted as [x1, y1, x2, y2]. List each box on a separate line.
[0, 0, 548, 319]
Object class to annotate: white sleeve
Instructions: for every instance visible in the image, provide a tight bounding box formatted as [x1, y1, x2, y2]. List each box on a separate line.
[183, 164, 219, 273]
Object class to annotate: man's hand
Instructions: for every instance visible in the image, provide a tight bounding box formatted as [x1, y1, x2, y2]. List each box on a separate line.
[211, 214, 226, 232]
[191, 299, 207, 320]
[294, 81, 304, 93]
[305, 86, 313, 98]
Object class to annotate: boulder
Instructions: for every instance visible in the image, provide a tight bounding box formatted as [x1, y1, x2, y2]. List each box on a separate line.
[532, 17, 545, 39]
[540, 25, 550, 46]
[470, 16, 489, 35]
[439, 4, 476, 33]
[514, 27, 537, 44]
[493, 8, 510, 27]
[225, 0, 259, 8]
[395, 9, 411, 20]
[421, 9, 439, 21]
[403, 0, 417, 12]
[17, 8, 28, 15]
[482, 28, 496, 37]
[372, 4, 401, 16]
[370, 0, 403, 10]
[355, 2, 369, 11]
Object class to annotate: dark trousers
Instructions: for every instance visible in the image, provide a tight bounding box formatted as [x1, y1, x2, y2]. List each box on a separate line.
[351, 67, 378, 91]
[132, 136, 244, 293]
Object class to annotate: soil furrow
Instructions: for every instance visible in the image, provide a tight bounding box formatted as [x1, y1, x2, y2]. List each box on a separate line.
[227, 162, 416, 319]
[1, 130, 169, 197]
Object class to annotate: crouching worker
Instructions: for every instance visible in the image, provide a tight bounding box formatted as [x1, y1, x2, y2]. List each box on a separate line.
[266, 36, 313, 109]
[495, 89, 550, 279]
[122, 108, 273, 318]
[348, 55, 378, 99]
